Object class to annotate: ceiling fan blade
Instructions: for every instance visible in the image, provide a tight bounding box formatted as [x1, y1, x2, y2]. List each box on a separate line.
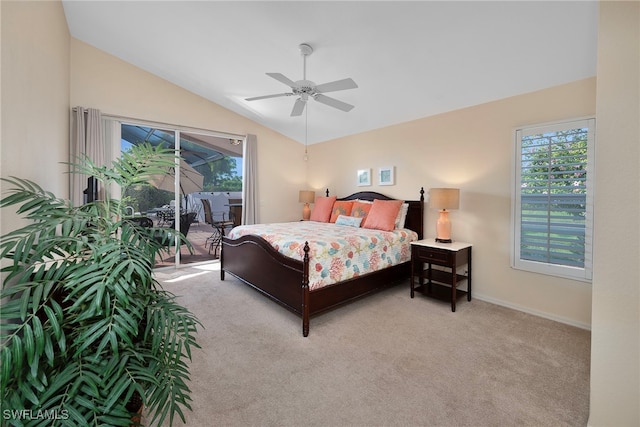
[313, 94, 354, 112]
[267, 72, 297, 88]
[291, 98, 306, 116]
[315, 78, 358, 93]
[245, 92, 292, 101]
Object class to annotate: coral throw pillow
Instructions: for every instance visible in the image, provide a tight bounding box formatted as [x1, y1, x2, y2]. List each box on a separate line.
[330, 201, 354, 223]
[351, 201, 373, 222]
[310, 196, 336, 222]
[362, 199, 404, 231]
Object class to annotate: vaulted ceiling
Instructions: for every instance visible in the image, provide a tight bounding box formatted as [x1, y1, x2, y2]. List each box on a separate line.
[62, 1, 598, 145]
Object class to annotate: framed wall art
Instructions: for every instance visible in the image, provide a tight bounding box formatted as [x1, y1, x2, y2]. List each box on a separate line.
[378, 166, 395, 186]
[357, 169, 371, 186]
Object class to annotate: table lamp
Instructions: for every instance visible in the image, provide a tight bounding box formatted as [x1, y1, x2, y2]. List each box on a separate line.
[299, 190, 315, 221]
[429, 188, 460, 243]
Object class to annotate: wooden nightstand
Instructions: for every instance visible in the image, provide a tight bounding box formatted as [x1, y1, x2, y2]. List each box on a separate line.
[410, 239, 472, 311]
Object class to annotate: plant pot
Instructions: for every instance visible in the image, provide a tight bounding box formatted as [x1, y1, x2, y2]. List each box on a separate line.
[126, 391, 143, 426]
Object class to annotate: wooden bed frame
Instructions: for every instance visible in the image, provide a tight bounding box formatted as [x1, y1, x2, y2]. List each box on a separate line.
[221, 188, 424, 336]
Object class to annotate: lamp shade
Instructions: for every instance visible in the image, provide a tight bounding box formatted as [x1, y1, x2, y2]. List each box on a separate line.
[299, 190, 316, 204]
[429, 188, 460, 210]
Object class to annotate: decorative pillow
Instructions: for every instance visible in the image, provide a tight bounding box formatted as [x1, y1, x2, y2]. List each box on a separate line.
[394, 203, 409, 229]
[351, 201, 373, 222]
[362, 199, 404, 231]
[330, 201, 354, 223]
[334, 215, 363, 227]
[310, 196, 337, 222]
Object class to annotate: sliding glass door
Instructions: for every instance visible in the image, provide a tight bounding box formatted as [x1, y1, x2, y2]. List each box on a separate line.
[119, 123, 243, 268]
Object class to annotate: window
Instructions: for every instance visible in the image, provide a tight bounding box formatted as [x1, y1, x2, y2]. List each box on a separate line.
[119, 125, 243, 214]
[512, 118, 595, 281]
[113, 121, 244, 267]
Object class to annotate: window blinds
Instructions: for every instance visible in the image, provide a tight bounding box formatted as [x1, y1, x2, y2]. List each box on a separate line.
[513, 118, 594, 281]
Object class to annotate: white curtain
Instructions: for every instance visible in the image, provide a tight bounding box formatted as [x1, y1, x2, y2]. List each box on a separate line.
[70, 107, 104, 206]
[242, 134, 258, 225]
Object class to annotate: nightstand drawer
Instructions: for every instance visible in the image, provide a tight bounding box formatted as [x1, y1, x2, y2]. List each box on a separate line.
[414, 246, 450, 264]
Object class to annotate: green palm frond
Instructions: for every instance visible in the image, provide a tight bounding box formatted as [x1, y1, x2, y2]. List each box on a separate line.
[1, 143, 201, 426]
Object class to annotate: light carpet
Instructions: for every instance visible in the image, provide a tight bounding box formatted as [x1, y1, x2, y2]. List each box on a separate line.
[153, 263, 590, 427]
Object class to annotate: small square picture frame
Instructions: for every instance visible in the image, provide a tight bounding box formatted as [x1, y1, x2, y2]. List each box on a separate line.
[378, 166, 395, 186]
[357, 169, 371, 186]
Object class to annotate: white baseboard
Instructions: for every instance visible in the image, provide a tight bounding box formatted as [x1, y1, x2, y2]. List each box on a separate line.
[473, 293, 592, 331]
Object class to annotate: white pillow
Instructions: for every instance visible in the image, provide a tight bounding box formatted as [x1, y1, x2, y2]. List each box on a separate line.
[395, 203, 409, 229]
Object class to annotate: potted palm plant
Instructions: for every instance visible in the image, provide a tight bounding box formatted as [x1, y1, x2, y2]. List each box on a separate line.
[0, 143, 201, 426]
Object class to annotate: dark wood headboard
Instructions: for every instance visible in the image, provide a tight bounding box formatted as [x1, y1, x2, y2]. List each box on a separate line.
[326, 187, 425, 239]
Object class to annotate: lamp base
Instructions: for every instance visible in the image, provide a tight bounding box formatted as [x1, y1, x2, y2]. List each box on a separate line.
[435, 209, 452, 243]
[302, 203, 311, 221]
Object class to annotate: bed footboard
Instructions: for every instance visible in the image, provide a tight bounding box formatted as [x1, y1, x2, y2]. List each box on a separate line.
[221, 235, 312, 336]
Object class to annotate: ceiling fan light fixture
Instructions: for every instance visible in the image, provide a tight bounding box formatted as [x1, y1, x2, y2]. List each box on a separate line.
[245, 43, 357, 117]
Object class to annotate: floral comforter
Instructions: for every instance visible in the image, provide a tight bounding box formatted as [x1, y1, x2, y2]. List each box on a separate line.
[227, 221, 418, 290]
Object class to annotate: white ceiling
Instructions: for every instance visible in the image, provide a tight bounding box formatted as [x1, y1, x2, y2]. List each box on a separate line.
[62, 1, 598, 145]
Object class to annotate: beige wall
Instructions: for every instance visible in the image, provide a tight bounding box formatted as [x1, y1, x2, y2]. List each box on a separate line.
[69, 38, 305, 224]
[0, 0, 304, 230]
[2, 0, 639, 424]
[309, 78, 596, 328]
[589, 2, 640, 425]
[0, 0, 70, 237]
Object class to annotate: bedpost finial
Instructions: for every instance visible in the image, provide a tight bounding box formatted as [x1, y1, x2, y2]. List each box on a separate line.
[326, 188, 329, 197]
[420, 187, 425, 201]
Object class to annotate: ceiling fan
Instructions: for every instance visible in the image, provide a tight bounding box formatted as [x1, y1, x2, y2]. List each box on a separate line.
[245, 43, 358, 117]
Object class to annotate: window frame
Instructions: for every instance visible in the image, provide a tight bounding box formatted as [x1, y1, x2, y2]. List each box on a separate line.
[511, 117, 595, 282]
[105, 116, 245, 268]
